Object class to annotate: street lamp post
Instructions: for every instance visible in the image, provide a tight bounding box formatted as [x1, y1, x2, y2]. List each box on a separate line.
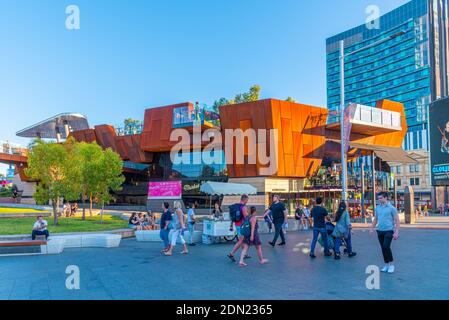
[339, 40, 347, 201]
[338, 31, 405, 203]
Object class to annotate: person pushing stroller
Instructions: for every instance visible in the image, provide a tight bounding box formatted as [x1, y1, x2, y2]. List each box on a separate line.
[331, 201, 356, 260]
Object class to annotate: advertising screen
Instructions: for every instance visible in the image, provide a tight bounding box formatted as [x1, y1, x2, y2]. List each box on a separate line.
[429, 98, 449, 186]
[147, 181, 182, 200]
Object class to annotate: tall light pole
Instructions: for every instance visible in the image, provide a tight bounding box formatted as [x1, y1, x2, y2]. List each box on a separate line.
[338, 31, 405, 202]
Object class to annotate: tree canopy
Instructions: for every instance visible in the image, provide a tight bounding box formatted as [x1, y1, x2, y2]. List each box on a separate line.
[212, 84, 261, 112]
[26, 138, 124, 225]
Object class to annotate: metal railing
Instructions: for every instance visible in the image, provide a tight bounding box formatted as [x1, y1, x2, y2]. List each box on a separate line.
[115, 124, 144, 136]
[0, 141, 27, 156]
[327, 104, 402, 129]
[173, 104, 220, 128]
[352, 104, 402, 128]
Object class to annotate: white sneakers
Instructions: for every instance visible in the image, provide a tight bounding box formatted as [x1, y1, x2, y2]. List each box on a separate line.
[387, 265, 395, 274]
[381, 264, 395, 273]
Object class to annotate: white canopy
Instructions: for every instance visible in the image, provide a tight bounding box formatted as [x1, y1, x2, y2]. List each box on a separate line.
[200, 181, 257, 196]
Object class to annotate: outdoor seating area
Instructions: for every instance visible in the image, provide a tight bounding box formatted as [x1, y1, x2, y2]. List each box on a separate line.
[0, 233, 121, 257]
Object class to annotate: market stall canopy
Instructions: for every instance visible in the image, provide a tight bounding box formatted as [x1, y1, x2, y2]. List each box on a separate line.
[349, 142, 417, 164]
[325, 139, 417, 164]
[16, 113, 89, 139]
[200, 181, 257, 195]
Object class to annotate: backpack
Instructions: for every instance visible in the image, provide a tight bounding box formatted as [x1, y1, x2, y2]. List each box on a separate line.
[240, 217, 252, 238]
[229, 203, 243, 222]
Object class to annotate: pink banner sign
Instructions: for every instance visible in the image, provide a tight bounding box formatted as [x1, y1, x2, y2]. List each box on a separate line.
[148, 181, 182, 200]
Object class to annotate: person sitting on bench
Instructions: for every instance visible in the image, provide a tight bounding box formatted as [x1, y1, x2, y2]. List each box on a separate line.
[32, 215, 49, 240]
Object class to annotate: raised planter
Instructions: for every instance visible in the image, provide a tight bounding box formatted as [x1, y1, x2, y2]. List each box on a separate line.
[135, 230, 203, 244]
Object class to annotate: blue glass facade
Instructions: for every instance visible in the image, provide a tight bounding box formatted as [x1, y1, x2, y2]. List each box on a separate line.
[326, 0, 449, 151]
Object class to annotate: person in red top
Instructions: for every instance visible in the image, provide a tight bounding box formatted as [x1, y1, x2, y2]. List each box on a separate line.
[227, 194, 249, 262]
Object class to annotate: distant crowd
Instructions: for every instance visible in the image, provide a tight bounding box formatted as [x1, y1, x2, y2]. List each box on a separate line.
[122, 191, 400, 274]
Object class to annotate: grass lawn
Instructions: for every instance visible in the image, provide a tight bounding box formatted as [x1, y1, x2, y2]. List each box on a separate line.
[0, 214, 128, 235]
[0, 207, 49, 214]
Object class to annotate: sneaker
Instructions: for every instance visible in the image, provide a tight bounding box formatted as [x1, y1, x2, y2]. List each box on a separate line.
[381, 265, 389, 273]
[244, 254, 251, 259]
[227, 254, 236, 262]
[387, 265, 395, 274]
[188, 243, 196, 247]
[324, 252, 332, 257]
[334, 254, 341, 260]
[309, 254, 316, 259]
[278, 242, 286, 246]
[348, 252, 357, 258]
[268, 241, 275, 247]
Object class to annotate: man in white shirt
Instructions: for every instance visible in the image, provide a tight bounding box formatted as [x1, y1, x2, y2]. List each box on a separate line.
[187, 203, 196, 246]
[370, 192, 400, 274]
[32, 215, 49, 240]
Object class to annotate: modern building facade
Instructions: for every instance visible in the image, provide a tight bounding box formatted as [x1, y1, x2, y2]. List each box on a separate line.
[326, 0, 449, 203]
[5, 99, 413, 212]
[390, 149, 432, 204]
[66, 98, 411, 212]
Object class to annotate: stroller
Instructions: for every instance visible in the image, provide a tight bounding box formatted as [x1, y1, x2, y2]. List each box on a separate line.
[317, 222, 348, 254]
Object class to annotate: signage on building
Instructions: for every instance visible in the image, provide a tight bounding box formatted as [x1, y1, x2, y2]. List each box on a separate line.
[148, 181, 182, 200]
[429, 98, 449, 186]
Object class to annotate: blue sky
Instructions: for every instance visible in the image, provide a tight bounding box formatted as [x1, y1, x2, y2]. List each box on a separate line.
[0, 0, 409, 172]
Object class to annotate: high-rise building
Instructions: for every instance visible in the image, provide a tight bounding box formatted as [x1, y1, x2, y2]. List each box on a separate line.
[326, 0, 449, 152]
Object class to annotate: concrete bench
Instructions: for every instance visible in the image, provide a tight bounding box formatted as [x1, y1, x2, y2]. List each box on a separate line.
[0, 234, 122, 257]
[50, 234, 122, 248]
[0, 240, 47, 256]
[135, 230, 203, 244]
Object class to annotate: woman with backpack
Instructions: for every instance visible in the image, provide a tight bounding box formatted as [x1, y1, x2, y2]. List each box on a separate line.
[238, 207, 268, 267]
[164, 201, 189, 256]
[332, 201, 357, 260]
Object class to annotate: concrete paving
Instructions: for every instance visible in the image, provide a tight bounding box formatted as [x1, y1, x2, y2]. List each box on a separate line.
[1, 228, 448, 300]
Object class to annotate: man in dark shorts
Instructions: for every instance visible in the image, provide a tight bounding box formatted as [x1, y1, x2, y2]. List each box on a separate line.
[266, 195, 288, 247]
[309, 197, 332, 258]
[227, 194, 249, 262]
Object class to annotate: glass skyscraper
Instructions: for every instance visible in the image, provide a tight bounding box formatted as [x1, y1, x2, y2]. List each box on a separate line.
[326, 0, 449, 151]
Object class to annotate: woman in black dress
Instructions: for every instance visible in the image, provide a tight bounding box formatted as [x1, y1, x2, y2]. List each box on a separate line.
[239, 207, 268, 267]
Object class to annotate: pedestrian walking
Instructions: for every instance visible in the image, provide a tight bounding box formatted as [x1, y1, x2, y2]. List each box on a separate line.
[187, 203, 197, 246]
[227, 194, 250, 262]
[164, 201, 189, 256]
[295, 203, 308, 230]
[332, 201, 357, 260]
[267, 195, 288, 247]
[238, 207, 268, 267]
[263, 209, 273, 234]
[304, 204, 313, 229]
[159, 202, 173, 253]
[370, 192, 400, 274]
[309, 197, 332, 258]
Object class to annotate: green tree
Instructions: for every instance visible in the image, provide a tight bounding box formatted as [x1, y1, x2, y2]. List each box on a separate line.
[286, 96, 296, 103]
[74, 141, 125, 220]
[25, 139, 80, 225]
[211, 98, 234, 113]
[92, 148, 125, 223]
[234, 84, 261, 104]
[74, 142, 105, 219]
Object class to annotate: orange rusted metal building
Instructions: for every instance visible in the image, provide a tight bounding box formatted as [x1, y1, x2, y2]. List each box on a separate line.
[61, 98, 412, 208]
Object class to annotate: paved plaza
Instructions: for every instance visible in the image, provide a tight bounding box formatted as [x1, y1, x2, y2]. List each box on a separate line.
[1, 228, 449, 300]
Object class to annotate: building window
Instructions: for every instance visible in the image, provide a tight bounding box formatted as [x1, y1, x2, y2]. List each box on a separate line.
[409, 164, 420, 173]
[397, 179, 402, 187]
[410, 177, 420, 186]
[396, 166, 402, 174]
